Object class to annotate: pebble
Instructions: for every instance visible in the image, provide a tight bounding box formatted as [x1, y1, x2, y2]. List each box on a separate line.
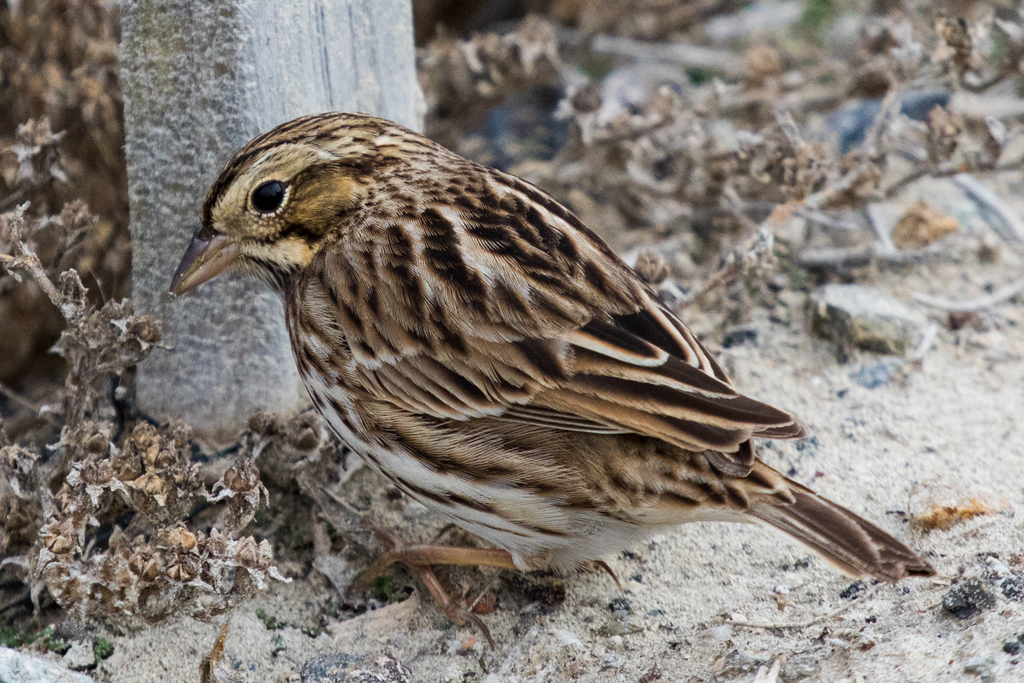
[942, 578, 997, 620]
[723, 324, 759, 348]
[63, 640, 96, 671]
[709, 625, 733, 640]
[964, 656, 996, 683]
[552, 629, 583, 648]
[849, 357, 902, 389]
[811, 284, 929, 360]
[0, 648, 96, 683]
[828, 91, 950, 153]
[608, 597, 632, 620]
[1002, 574, 1024, 601]
[840, 581, 867, 600]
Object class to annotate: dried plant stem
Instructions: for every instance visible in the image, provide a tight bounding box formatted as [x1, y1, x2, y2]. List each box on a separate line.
[731, 584, 883, 630]
[0, 251, 61, 309]
[0, 187, 29, 213]
[294, 466, 378, 551]
[0, 383, 39, 414]
[952, 174, 1024, 242]
[913, 274, 1024, 312]
[677, 227, 774, 310]
[590, 34, 745, 75]
[883, 161, 1024, 202]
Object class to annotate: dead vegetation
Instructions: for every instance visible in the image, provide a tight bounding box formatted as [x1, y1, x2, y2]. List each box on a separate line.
[419, 3, 1024, 337]
[1, 205, 290, 626]
[0, 0, 130, 386]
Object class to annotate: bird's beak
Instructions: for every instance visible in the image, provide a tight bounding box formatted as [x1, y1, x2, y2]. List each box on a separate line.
[169, 225, 241, 295]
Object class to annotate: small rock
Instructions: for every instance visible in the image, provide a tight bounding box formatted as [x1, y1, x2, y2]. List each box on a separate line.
[639, 665, 664, 683]
[722, 324, 758, 348]
[840, 581, 867, 600]
[552, 629, 583, 648]
[1001, 573, 1024, 601]
[828, 91, 951, 153]
[1004, 638, 1023, 655]
[64, 640, 97, 671]
[964, 656, 996, 683]
[781, 652, 820, 680]
[849, 357, 902, 389]
[984, 556, 1011, 580]
[943, 578, 997, 620]
[0, 648, 96, 683]
[300, 654, 413, 683]
[709, 625, 733, 640]
[745, 45, 783, 85]
[811, 284, 929, 360]
[826, 13, 865, 57]
[671, 251, 697, 279]
[710, 650, 762, 678]
[470, 591, 497, 615]
[608, 597, 632, 616]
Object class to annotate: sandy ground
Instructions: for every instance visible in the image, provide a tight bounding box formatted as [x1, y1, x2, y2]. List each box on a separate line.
[59, 251, 1022, 683]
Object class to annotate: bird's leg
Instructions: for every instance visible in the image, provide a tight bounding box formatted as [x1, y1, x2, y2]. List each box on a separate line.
[353, 544, 518, 585]
[350, 522, 515, 648]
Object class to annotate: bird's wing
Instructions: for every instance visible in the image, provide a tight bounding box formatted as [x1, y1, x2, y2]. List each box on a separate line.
[307, 168, 804, 472]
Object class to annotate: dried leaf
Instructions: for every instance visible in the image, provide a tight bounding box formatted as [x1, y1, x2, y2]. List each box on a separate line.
[892, 200, 959, 249]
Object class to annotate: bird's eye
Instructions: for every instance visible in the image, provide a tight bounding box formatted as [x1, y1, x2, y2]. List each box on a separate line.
[251, 180, 286, 214]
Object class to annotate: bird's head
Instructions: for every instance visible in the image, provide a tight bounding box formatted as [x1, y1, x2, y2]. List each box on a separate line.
[170, 113, 401, 295]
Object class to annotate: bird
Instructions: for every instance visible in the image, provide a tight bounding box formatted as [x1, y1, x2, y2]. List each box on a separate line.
[170, 112, 934, 639]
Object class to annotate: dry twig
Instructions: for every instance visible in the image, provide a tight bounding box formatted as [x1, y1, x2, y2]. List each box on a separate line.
[731, 584, 883, 630]
[913, 275, 1024, 312]
[677, 227, 774, 309]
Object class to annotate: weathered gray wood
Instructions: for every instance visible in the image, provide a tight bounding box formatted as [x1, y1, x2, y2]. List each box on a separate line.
[121, 0, 420, 444]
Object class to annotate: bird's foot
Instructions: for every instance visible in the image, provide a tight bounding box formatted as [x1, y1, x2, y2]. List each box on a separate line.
[350, 523, 516, 649]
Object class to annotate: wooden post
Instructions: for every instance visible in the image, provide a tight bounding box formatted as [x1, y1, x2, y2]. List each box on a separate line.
[120, 0, 421, 444]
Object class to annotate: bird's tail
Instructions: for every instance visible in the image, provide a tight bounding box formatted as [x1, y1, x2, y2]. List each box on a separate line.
[747, 463, 935, 582]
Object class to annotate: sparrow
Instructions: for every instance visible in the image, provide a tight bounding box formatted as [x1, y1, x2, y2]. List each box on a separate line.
[170, 112, 933, 638]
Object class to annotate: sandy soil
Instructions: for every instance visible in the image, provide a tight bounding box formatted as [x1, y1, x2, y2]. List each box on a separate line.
[64, 246, 1024, 683]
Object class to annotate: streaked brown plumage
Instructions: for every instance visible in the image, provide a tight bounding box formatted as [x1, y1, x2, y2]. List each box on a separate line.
[171, 113, 933, 614]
